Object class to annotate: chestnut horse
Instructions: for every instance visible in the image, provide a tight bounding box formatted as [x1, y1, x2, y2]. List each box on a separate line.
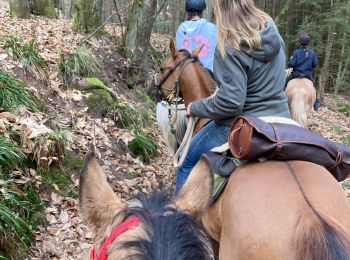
[285, 69, 316, 128]
[155, 39, 350, 259]
[79, 151, 214, 260]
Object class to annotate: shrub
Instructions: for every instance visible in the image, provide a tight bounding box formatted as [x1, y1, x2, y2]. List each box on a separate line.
[2, 36, 47, 80]
[128, 131, 158, 162]
[0, 70, 37, 111]
[58, 46, 102, 87]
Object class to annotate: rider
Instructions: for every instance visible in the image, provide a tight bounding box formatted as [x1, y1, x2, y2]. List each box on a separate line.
[176, 0, 290, 192]
[156, 0, 217, 155]
[176, 0, 217, 72]
[286, 34, 321, 110]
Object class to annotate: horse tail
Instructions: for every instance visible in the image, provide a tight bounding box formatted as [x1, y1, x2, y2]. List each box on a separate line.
[286, 162, 350, 260]
[295, 212, 350, 260]
[290, 92, 307, 128]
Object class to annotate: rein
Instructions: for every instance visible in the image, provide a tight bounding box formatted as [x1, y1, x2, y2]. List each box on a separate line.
[90, 216, 141, 260]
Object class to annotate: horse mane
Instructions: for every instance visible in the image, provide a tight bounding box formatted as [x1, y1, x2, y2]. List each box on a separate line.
[119, 190, 213, 260]
[178, 49, 217, 95]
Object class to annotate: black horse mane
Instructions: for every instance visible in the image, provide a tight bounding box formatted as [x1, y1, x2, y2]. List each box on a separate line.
[119, 190, 213, 260]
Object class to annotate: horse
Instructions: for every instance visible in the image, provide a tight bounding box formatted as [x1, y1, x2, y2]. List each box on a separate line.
[79, 151, 214, 260]
[285, 68, 316, 128]
[156, 101, 187, 156]
[152, 39, 350, 259]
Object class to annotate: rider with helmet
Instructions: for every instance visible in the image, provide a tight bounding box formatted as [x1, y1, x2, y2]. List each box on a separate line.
[287, 34, 318, 83]
[176, 0, 217, 72]
[286, 34, 320, 109]
[178, 0, 290, 192]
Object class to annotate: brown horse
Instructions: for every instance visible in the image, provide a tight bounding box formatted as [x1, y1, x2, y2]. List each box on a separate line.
[155, 39, 350, 259]
[79, 151, 214, 260]
[285, 69, 316, 128]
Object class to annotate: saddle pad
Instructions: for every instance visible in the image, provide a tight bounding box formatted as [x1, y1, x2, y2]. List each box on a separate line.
[202, 151, 242, 204]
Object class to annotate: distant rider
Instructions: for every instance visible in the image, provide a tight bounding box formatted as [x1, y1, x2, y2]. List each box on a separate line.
[286, 34, 321, 110]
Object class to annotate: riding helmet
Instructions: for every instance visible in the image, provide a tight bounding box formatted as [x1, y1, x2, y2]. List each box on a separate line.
[299, 34, 311, 46]
[185, 0, 207, 12]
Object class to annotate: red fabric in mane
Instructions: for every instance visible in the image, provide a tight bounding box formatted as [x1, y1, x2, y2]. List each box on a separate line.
[90, 216, 141, 260]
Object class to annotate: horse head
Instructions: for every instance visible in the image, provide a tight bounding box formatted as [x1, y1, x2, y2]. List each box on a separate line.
[148, 39, 214, 106]
[79, 151, 214, 260]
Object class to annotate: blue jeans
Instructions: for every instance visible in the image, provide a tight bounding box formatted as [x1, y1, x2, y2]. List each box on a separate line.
[176, 121, 231, 193]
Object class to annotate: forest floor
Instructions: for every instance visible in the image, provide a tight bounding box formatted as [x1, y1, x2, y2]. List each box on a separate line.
[0, 1, 349, 259]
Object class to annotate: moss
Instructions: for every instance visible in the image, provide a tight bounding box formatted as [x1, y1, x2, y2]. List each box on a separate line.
[38, 151, 83, 198]
[85, 77, 106, 88]
[9, 0, 31, 19]
[72, 0, 104, 35]
[86, 89, 115, 116]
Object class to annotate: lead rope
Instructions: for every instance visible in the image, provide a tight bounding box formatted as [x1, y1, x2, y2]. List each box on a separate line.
[173, 116, 199, 168]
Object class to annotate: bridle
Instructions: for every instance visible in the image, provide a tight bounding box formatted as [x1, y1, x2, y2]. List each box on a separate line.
[90, 216, 141, 260]
[155, 50, 198, 103]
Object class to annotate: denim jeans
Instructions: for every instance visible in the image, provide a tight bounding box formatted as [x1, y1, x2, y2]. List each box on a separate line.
[176, 120, 231, 193]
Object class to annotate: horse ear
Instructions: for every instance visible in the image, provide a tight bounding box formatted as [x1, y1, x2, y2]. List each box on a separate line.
[79, 151, 123, 230]
[192, 44, 205, 57]
[169, 38, 176, 58]
[175, 156, 213, 217]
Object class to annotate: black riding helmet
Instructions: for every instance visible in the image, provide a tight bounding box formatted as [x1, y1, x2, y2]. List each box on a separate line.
[185, 0, 207, 12]
[299, 34, 311, 46]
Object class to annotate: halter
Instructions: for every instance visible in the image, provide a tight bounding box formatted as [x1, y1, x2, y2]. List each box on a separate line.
[90, 216, 141, 260]
[155, 50, 197, 103]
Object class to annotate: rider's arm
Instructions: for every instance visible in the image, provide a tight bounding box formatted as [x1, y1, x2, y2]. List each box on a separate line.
[287, 50, 298, 68]
[190, 49, 248, 120]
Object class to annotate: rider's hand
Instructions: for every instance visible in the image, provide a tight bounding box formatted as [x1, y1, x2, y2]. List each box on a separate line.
[185, 103, 192, 118]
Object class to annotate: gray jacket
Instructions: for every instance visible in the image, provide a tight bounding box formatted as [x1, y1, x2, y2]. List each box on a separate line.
[190, 21, 290, 126]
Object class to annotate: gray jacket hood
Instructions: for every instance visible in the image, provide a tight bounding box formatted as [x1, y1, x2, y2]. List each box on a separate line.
[242, 21, 284, 62]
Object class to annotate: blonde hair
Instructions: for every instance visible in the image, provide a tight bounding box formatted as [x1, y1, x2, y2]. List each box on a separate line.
[212, 0, 273, 56]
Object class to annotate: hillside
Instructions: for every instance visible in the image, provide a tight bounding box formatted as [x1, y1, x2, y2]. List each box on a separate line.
[0, 1, 349, 259]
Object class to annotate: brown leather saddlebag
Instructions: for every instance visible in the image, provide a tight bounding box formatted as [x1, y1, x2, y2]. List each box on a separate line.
[228, 115, 350, 182]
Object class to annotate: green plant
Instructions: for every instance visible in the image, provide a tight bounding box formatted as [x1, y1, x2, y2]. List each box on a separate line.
[3, 36, 23, 60]
[337, 104, 350, 116]
[0, 178, 43, 259]
[331, 125, 343, 134]
[0, 134, 25, 169]
[0, 70, 37, 111]
[22, 39, 47, 78]
[115, 103, 152, 129]
[128, 132, 158, 162]
[3, 37, 47, 80]
[341, 179, 350, 190]
[37, 151, 83, 198]
[58, 46, 102, 87]
[33, 130, 71, 166]
[341, 134, 350, 146]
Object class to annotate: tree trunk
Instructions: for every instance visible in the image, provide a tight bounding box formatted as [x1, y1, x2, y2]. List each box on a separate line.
[124, 0, 157, 70]
[58, 0, 76, 19]
[72, 0, 104, 34]
[318, 28, 334, 100]
[9, 0, 31, 18]
[32, 0, 56, 18]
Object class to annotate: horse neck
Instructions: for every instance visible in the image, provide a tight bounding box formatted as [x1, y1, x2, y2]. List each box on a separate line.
[180, 63, 215, 106]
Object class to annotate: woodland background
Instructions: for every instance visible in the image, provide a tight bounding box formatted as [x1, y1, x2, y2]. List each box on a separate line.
[0, 0, 349, 259]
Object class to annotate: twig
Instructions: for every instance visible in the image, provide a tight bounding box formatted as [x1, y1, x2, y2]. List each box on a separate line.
[113, 0, 125, 41]
[78, 12, 118, 44]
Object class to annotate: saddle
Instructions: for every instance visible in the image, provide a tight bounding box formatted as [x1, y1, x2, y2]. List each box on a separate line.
[205, 116, 350, 203]
[228, 116, 350, 182]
